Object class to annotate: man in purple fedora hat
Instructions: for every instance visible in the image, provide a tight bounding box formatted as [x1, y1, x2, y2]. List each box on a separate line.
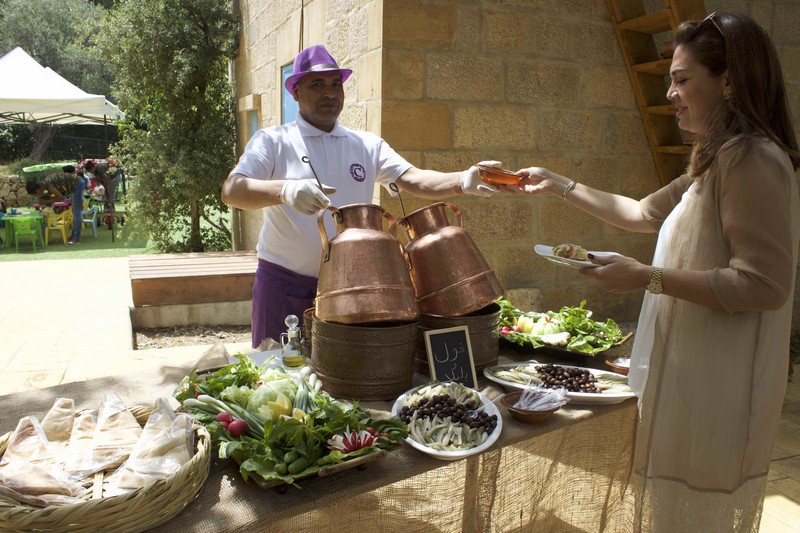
[222, 44, 503, 348]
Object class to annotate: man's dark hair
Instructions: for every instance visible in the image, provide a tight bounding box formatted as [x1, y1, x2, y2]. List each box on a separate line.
[25, 181, 40, 195]
[62, 165, 76, 173]
[84, 161, 96, 171]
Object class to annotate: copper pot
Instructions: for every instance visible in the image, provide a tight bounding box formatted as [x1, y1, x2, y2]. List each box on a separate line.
[310, 310, 418, 401]
[398, 202, 503, 316]
[315, 203, 419, 324]
[415, 302, 501, 375]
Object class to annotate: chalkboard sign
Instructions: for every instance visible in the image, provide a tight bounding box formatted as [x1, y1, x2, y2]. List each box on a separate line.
[424, 326, 478, 388]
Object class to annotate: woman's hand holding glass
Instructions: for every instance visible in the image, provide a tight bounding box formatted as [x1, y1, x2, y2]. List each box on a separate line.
[502, 167, 572, 196]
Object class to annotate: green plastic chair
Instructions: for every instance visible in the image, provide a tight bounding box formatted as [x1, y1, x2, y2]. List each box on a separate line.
[13, 217, 41, 252]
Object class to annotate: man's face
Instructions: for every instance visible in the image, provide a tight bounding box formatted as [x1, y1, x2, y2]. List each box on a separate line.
[293, 71, 344, 132]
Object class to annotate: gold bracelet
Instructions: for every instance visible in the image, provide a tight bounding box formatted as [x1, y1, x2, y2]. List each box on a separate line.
[647, 266, 663, 294]
[561, 181, 576, 200]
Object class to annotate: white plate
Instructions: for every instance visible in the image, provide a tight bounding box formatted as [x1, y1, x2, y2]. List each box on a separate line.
[534, 244, 620, 269]
[391, 384, 503, 461]
[483, 362, 635, 405]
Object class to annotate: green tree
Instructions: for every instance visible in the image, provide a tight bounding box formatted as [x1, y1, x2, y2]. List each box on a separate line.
[0, 0, 111, 159]
[98, 0, 239, 252]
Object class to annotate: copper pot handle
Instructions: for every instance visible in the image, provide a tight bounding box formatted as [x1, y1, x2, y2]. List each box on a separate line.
[318, 206, 339, 262]
[381, 209, 400, 239]
[396, 217, 412, 240]
[446, 202, 463, 227]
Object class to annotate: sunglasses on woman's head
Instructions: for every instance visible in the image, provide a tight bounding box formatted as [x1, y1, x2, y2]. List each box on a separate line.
[702, 12, 725, 40]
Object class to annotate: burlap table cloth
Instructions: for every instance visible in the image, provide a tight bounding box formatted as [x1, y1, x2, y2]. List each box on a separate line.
[0, 346, 637, 532]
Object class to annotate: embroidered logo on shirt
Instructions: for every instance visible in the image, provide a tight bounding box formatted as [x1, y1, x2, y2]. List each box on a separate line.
[350, 163, 366, 182]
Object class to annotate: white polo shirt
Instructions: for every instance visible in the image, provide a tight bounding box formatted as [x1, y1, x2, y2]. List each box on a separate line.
[231, 113, 413, 277]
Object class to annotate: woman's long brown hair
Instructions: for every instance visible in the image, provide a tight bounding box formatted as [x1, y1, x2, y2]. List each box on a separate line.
[673, 12, 799, 176]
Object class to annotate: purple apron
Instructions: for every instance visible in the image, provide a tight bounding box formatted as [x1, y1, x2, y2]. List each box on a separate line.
[251, 260, 317, 348]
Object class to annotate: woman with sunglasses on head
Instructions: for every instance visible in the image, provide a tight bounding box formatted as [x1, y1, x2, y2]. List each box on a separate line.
[510, 12, 799, 532]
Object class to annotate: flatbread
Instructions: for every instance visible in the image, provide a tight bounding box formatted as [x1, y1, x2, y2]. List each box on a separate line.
[65, 393, 142, 478]
[0, 416, 80, 497]
[105, 399, 194, 494]
[64, 410, 98, 477]
[40, 397, 76, 443]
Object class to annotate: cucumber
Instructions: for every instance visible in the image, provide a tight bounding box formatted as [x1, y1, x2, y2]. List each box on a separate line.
[284, 450, 300, 464]
[274, 462, 288, 475]
[288, 455, 313, 475]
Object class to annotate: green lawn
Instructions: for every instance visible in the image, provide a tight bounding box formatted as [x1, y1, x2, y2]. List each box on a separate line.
[0, 198, 152, 261]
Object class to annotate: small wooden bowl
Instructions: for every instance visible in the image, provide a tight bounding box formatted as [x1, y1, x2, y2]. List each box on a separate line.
[477, 165, 522, 186]
[605, 356, 630, 376]
[500, 391, 561, 424]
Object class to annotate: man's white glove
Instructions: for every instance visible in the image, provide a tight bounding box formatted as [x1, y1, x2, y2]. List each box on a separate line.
[280, 179, 333, 215]
[460, 160, 501, 197]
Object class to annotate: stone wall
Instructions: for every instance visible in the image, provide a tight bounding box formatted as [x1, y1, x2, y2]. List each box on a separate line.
[0, 175, 34, 208]
[231, 0, 800, 325]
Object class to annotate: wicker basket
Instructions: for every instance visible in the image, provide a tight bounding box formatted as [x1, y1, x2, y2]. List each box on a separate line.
[0, 404, 211, 532]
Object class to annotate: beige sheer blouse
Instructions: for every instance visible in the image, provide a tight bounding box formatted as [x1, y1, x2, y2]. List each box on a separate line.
[629, 137, 798, 531]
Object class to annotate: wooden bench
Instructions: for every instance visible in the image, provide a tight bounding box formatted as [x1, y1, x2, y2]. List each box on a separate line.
[129, 251, 258, 307]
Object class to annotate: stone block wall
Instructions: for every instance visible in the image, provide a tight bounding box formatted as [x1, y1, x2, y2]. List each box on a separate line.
[231, 0, 800, 326]
[0, 176, 35, 207]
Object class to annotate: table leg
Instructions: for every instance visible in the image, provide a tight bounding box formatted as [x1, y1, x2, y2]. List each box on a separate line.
[5, 219, 15, 249]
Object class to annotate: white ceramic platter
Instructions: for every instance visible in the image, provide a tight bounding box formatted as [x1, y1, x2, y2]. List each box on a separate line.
[534, 244, 620, 269]
[391, 384, 503, 461]
[483, 362, 635, 405]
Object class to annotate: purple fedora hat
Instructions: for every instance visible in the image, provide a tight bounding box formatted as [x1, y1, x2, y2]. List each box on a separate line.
[284, 45, 352, 93]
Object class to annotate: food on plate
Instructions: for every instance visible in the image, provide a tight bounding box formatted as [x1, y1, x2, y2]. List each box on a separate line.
[497, 298, 624, 355]
[552, 243, 589, 261]
[486, 362, 633, 395]
[534, 363, 600, 393]
[397, 382, 498, 452]
[175, 355, 407, 486]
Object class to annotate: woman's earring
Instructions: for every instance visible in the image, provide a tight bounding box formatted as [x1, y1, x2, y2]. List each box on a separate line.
[723, 90, 733, 101]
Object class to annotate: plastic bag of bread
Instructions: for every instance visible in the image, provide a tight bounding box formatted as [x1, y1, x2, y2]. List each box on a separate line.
[65, 393, 142, 479]
[39, 397, 75, 465]
[104, 398, 194, 496]
[0, 416, 82, 503]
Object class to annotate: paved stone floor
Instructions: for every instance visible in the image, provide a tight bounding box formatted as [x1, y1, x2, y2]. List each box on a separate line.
[0, 257, 797, 530]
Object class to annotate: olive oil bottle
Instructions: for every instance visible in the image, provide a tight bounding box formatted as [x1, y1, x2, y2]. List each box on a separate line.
[280, 314, 307, 369]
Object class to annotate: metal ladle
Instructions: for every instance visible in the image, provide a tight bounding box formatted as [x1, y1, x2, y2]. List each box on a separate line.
[389, 182, 406, 216]
[301, 155, 336, 195]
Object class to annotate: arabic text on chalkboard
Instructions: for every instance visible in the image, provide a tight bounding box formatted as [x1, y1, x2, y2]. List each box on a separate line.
[424, 326, 478, 388]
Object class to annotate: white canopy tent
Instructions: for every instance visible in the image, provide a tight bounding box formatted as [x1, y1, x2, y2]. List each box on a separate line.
[0, 46, 124, 125]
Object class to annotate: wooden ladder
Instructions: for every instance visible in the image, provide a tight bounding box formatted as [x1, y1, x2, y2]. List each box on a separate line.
[606, 0, 707, 186]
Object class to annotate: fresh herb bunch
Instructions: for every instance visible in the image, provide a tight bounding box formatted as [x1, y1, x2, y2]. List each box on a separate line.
[497, 298, 622, 355]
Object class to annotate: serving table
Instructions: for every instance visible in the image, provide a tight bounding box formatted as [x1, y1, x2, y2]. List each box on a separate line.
[0, 346, 637, 532]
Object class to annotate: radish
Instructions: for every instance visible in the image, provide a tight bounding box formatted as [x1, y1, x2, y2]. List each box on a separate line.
[227, 419, 247, 437]
[216, 412, 233, 423]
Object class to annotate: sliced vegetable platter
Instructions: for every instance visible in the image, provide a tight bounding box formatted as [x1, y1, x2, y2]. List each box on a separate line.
[484, 362, 635, 405]
[174, 355, 407, 489]
[498, 299, 625, 356]
[391, 382, 502, 461]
